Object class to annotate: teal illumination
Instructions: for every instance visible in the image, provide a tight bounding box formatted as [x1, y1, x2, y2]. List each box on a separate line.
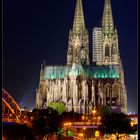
[43, 65, 120, 80]
[101, 74, 104, 78]
[51, 74, 55, 79]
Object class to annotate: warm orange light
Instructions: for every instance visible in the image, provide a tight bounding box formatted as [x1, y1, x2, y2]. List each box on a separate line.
[68, 123, 71, 126]
[79, 133, 84, 137]
[83, 127, 86, 130]
[82, 115, 85, 120]
[130, 122, 134, 127]
[98, 116, 101, 120]
[130, 119, 138, 126]
[64, 122, 72, 126]
[95, 130, 100, 137]
[112, 134, 125, 137]
[92, 109, 96, 114]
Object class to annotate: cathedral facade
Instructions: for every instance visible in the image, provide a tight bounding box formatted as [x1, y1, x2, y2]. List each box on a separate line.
[36, 0, 127, 114]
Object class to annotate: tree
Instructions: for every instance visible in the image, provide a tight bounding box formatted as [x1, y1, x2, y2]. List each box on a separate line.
[46, 107, 60, 134]
[32, 117, 48, 140]
[3, 123, 35, 140]
[48, 101, 65, 115]
[98, 105, 111, 116]
[32, 107, 60, 139]
[101, 112, 137, 140]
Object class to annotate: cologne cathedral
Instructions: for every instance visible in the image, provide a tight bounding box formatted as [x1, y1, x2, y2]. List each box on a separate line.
[36, 0, 127, 114]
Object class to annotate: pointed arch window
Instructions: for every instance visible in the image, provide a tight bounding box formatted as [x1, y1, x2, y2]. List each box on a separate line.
[105, 44, 110, 57]
[111, 43, 117, 54]
[74, 45, 80, 58]
[68, 46, 72, 54]
[106, 85, 110, 98]
[112, 84, 119, 98]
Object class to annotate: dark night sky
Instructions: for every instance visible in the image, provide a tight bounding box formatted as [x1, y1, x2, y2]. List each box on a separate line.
[3, 0, 137, 113]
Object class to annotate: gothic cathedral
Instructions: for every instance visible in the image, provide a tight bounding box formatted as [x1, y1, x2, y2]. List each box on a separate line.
[36, 0, 127, 114]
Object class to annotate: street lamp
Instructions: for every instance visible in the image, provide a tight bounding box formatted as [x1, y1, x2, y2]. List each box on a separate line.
[97, 116, 101, 125]
[64, 122, 72, 137]
[83, 127, 86, 139]
[92, 108, 96, 115]
[95, 130, 100, 137]
[92, 107, 98, 126]
[79, 133, 84, 137]
[82, 115, 85, 121]
[64, 122, 72, 126]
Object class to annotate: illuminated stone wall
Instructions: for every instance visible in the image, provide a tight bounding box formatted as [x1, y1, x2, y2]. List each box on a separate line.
[36, 62, 127, 114]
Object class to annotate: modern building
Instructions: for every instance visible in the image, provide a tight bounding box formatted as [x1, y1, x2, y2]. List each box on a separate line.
[36, 0, 127, 114]
[93, 0, 120, 65]
[92, 27, 102, 63]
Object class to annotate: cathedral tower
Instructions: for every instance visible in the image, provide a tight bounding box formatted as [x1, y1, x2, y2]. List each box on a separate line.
[93, 0, 120, 65]
[36, 0, 127, 114]
[67, 0, 90, 65]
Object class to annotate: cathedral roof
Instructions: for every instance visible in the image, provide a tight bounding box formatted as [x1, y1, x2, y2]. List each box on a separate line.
[69, 62, 86, 76]
[83, 65, 120, 79]
[43, 65, 120, 80]
[44, 66, 71, 80]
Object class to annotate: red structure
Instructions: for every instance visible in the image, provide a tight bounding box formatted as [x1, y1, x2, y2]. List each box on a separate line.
[2, 88, 21, 120]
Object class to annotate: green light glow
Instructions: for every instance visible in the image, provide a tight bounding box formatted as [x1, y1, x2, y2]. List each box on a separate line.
[57, 128, 63, 135]
[43, 65, 120, 80]
[67, 131, 73, 137]
[48, 102, 65, 115]
[101, 74, 104, 78]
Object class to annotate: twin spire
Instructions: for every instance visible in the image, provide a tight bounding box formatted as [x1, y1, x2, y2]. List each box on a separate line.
[73, 0, 114, 33]
[73, 0, 85, 33]
[102, 0, 114, 33]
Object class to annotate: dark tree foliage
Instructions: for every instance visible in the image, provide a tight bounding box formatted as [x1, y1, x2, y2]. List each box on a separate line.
[98, 105, 112, 116]
[32, 107, 60, 139]
[46, 107, 61, 134]
[32, 117, 48, 139]
[101, 112, 137, 140]
[3, 123, 35, 140]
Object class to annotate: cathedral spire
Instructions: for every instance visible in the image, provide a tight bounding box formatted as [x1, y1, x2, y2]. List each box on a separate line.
[73, 0, 85, 33]
[40, 64, 44, 81]
[102, 0, 114, 34]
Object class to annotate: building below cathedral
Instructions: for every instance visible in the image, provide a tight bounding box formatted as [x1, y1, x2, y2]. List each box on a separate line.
[36, 0, 127, 114]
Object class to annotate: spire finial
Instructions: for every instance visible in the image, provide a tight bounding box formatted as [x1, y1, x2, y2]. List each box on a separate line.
[43, 60, 46, 68]
[73, 0, 85, 33]
[40, 63, 44, 81]
[41, 64, 43, 70]
[102, 0, 114, 34]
